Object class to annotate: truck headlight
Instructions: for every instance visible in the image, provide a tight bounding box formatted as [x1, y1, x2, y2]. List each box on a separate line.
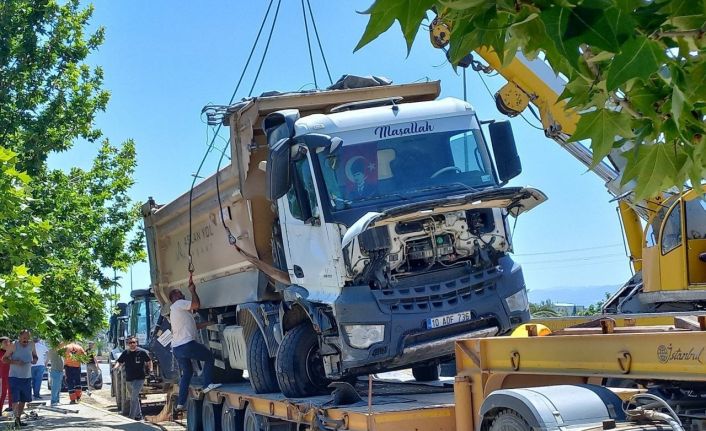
[505, 290, 529, 312]
[343, 324, 385, 349]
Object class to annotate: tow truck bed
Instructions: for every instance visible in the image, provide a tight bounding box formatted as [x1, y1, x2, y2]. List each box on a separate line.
[193, 379, 458, 431]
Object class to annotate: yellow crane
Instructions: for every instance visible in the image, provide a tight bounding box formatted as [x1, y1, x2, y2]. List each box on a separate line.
[429, 12, 706, 313]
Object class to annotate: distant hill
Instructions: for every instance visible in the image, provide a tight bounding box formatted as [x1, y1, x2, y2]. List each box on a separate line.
[528, 285, 620, 306]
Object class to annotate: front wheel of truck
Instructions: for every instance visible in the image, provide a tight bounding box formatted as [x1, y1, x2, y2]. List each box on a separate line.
[275, 323, 331, 398]
[247, 329, 279, 393]
[412, 364, 440, 382]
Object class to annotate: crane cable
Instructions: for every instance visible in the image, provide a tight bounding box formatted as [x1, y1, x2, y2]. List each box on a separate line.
[187, 0, 277, 278]
[305, 0, 333, 85]
[301, 0, 318, 89]
[213, 0, 291, 284]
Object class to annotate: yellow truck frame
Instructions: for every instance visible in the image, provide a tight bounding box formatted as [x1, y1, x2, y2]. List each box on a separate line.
[185, 315, 706, 431]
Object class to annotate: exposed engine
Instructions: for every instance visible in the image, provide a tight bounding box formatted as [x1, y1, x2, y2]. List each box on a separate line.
[347, 208, 510, 287]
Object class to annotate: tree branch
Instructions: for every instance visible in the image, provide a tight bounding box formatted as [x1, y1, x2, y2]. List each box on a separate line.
[655, 29, 704, 39]
[581, 46, 643, 120]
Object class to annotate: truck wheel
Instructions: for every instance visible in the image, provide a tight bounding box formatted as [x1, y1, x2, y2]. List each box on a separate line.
[221, 402, 245, 431]
[187, 395, 204, 431]
[247, 329, 279, 394]
[202, 398, 223, 431]
[412, 364, 440, 382]
[243, 405, 265, 431]
[275, 323, 330, 398]
[488, 409, 531, 431]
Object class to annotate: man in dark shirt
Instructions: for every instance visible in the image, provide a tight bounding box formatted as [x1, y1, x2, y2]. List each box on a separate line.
[112, 336, 152, 420]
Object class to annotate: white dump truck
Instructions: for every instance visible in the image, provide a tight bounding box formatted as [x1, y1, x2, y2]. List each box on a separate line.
[142, 79, 545, 397]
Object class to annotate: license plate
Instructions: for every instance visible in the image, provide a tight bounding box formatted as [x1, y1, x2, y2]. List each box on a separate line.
[426, 311, 472, 329]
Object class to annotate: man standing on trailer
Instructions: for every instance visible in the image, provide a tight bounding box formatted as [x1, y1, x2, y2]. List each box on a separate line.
[169, 280, 221, 411]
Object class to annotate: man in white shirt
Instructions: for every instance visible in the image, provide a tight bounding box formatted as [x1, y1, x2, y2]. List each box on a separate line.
[31, 338, 48, 400]
[169, 281, 221, 411]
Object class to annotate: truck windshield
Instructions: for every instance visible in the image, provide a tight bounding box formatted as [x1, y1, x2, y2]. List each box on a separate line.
[316, 128, 494, 210]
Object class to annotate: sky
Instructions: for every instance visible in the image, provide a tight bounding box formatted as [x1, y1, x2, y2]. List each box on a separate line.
[50, 1, 633, 305]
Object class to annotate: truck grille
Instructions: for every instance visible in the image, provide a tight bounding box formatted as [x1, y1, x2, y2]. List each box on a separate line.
[372, 268, 499, 314]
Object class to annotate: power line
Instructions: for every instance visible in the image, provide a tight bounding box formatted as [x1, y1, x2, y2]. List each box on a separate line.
[513, 243, 624, 257]
[517, 253, 626, 265]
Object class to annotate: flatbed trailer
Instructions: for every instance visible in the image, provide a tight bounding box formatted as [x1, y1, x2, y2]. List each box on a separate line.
[184, 314, 706, 431]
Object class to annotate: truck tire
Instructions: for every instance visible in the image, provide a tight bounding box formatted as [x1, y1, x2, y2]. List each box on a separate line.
[187, 395, 204, 431]
[488, 409, 532, 431]
[412, 364, 440, 382]
[275, 323, 330, 398]
[243, 405, 265, 431]
[202, 398, 223, 431]
[247, 329, 279, 394]
[221, 403, 245, 431]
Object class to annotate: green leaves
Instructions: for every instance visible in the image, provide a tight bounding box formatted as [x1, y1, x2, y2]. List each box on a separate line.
[606, 37, 666, 91]
[355, 0, 435, 53]
[357, 0, 706, 200]
[0, 0, 143, 341]
[570, 109, 635, 163]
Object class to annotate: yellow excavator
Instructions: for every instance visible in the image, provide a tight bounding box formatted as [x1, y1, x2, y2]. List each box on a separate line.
[429, 12, 706, 313]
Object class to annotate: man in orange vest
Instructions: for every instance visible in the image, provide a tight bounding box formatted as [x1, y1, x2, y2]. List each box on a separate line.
[63, 342, 85, 404]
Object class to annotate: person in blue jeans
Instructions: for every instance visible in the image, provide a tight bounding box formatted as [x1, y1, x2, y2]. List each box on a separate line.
[47, 344, 64, 406]
[169, 280, 220, 411]
[30, 338, 48, 400]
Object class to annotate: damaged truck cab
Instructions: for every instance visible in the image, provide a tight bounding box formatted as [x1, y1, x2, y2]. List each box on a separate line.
[143, 81, 545, 399]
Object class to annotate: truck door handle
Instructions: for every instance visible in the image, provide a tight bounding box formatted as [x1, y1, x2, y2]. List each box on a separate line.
[293, 265, 304, 278]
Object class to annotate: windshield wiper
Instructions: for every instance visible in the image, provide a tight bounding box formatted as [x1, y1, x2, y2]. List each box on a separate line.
[414, 182, 481, 194]
[354, 193, 410, 204]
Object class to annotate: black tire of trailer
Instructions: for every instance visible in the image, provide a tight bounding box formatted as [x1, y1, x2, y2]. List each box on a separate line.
[243, 405, 265, 431]
[412, 364, 441, 382]
[488, 409, 532, 431]
[187, 395, 204, 431]
[275, 323, 331, 398]
[202, 398, 223, 431]
[221, 403, 245, 431]
[247, 328, 279, 394]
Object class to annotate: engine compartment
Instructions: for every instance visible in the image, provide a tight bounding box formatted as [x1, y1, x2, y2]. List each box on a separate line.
[347, 208, 511, 288]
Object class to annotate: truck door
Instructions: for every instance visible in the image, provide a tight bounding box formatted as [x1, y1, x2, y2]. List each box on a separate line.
[685, 195, 706, 286]
[130, 298, 149, 346]
[659, 200, 687, 291]
[278, 155, 340, 299]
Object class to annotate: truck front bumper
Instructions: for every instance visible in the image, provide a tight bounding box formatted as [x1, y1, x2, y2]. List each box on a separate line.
[333, 256, 529, 374]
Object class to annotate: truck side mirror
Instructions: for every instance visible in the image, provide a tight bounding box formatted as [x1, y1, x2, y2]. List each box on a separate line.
[489, 120, 522, 183]
[266, 138, 291, 200]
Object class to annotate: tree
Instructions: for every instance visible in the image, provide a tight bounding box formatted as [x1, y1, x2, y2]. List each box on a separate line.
[355, 0, 706, 199]
[0, 0, 143, 342]
[529, 299, 562, 317]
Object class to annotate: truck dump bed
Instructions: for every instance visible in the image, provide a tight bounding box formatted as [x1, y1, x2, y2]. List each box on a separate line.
[142, 81, 441, 310]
